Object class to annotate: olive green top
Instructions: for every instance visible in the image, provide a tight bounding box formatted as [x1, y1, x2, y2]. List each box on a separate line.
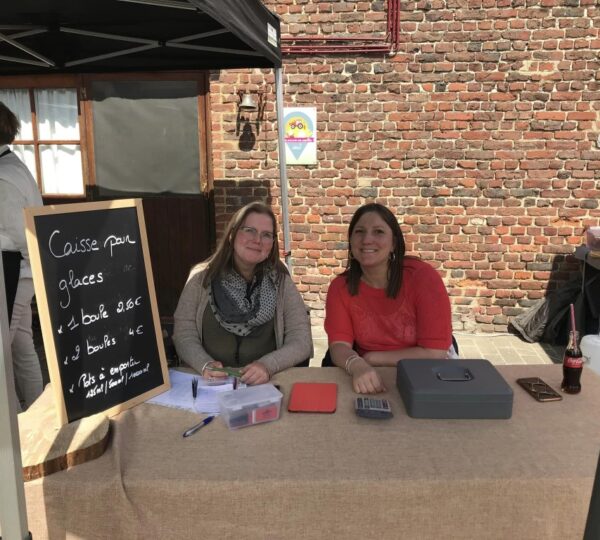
[201, 304, 276, 366]
[173, 264, 313, 376]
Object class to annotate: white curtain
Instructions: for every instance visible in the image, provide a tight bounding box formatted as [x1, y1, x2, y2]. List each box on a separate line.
[11, 145, 37, 182]
[0, 88, 84, 194]
[0, 89, 33, 139]
[39, 145, 84, 195]
[34, 89, 83, 195]
[35, 89, 79, 139]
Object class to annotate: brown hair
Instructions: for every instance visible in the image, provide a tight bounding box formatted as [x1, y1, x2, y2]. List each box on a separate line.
[344, 203, 406, 298]
[202, 201, 287, 287]
[0, 102, 20, 146]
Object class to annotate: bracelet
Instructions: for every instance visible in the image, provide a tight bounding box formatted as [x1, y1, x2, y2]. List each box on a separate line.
[200, 361, 213, 376]
[345, 354, 361, 375]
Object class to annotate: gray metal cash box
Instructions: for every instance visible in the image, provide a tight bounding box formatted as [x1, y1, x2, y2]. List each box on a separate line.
[396, 359, 513, 419]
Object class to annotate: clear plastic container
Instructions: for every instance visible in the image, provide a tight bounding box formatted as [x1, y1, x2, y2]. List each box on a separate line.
[581, 333, 600, 376]
[217, 384, 282, 430]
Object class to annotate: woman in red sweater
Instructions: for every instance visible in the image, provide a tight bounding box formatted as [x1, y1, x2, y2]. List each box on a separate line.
[325, 203, 452, 394]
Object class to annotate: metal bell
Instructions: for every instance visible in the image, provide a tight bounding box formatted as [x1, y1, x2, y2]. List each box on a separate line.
[239, 93, 257, 111]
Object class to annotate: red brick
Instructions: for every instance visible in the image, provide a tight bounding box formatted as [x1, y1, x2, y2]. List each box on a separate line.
[211, 1, 597, 333]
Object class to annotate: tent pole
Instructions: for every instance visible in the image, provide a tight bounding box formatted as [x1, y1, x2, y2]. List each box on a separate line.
[0, 261, 30, 539]
[275, 67, 291, 272]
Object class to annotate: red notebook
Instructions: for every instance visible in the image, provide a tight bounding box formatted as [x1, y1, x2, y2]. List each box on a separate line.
[288, 382, 337, 413]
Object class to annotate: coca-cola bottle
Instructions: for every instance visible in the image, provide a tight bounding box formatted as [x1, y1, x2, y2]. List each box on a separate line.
[561, 330, 583, 394]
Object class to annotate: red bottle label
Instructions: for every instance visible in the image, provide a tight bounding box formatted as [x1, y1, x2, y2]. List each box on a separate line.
[564, 356, 583, 369]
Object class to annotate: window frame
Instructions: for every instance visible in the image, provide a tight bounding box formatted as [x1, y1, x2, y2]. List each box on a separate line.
[82, 71, 212, 196]
[0, 72, 212, 201]
[0, 74, 87, 199]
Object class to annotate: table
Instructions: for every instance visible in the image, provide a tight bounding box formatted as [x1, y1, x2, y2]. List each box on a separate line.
[23, 365, 600, 539]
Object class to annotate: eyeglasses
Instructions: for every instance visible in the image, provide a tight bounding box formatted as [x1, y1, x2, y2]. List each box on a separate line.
[239, 226, 275, 243]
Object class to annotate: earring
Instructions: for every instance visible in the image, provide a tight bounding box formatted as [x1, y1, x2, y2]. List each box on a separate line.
[389, 252, 396, 262]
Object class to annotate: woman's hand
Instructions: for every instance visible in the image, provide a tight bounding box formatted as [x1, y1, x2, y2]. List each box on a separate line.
[202, 361, 228, 380]
[351, 359, 386, 394]
[240, 361, 270, 386]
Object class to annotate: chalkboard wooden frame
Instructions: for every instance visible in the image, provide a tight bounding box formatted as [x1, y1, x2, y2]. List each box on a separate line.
[25, 199, 170, 426]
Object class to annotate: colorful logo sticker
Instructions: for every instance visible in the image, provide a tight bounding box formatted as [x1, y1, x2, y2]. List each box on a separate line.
[284, 110, 315, 160]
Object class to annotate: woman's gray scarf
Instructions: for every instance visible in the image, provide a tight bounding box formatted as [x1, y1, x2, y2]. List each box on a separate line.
[209, 267, 278, 337]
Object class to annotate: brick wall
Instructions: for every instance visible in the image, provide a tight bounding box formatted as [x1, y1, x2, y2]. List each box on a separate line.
[209, 0, 600, 333]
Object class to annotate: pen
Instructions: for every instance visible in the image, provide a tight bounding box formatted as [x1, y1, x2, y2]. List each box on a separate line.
[182, 415, 215, 438]
[192, 377, 198, 399]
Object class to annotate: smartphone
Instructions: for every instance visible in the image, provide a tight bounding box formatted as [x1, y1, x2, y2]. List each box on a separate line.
[517, 377, 562, 402]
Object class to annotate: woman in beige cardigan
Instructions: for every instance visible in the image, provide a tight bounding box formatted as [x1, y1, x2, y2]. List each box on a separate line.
[173, 202, 312, 385]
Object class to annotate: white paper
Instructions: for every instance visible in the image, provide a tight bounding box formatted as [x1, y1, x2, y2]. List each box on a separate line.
[147, 369, 239, 414]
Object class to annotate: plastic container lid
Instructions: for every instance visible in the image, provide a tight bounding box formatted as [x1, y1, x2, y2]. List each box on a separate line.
[217, 384, 283, 430]
[218, 384, 282, 411]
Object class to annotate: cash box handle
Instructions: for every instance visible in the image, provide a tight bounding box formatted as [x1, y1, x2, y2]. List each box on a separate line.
[435, 367, 474, 382]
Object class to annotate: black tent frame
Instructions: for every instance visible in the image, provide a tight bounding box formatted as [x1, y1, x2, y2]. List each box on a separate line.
[0, 0, 281, 73]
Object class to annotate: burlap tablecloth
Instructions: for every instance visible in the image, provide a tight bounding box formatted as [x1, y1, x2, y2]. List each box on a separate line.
[24, 365, 600, 539]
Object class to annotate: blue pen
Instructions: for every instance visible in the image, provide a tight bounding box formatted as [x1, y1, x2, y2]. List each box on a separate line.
[182, 415, 215, 438]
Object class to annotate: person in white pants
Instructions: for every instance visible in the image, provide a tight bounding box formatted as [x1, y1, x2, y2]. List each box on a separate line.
[0, 101, 43, 411]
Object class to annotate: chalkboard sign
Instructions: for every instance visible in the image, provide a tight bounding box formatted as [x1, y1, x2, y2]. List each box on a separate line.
[25, 199, 169, 425]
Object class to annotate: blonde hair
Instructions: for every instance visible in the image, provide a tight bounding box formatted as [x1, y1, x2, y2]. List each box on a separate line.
[201, 202, 287, 287]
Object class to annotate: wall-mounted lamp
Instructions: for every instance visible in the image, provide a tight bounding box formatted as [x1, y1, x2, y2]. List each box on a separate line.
[236, 90, 265, 138]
